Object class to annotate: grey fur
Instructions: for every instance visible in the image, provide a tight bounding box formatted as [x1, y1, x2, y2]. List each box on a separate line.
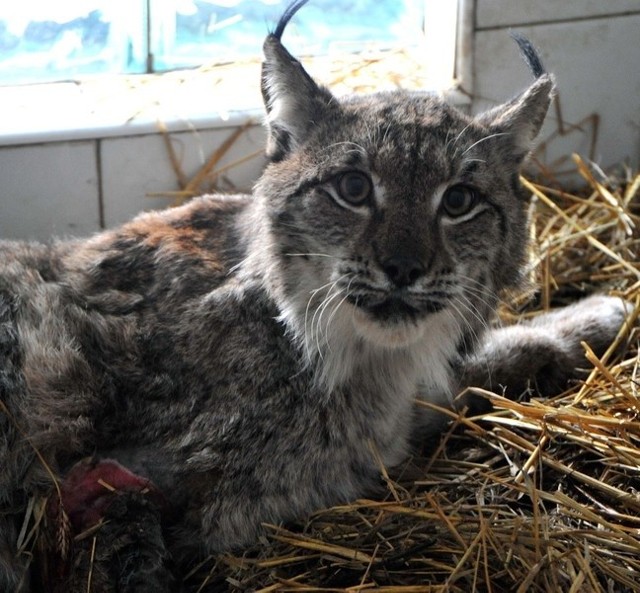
[0, 5, 631, 590]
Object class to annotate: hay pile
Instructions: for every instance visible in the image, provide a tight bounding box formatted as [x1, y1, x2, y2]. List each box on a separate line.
[179, 157, 640, 592]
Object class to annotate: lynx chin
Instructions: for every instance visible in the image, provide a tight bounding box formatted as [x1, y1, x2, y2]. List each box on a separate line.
[0, 0, 632, 590]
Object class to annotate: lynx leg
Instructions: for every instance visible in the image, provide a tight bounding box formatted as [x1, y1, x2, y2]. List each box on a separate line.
[460, 295, 634, 409]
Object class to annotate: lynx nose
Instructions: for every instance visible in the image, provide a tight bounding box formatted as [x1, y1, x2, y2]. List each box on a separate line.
[382, 256, 425, 288]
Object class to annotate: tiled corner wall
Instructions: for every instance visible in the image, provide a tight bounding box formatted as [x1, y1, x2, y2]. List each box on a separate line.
[0, 123, 266, 241]
[472, 0, 640, 175]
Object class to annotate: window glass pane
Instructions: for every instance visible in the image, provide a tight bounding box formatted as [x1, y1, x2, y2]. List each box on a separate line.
[0, 1, 146, 85]
[151, 0, 427, 72]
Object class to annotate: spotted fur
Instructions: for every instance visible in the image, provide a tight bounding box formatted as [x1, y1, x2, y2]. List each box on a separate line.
[0, 2, 631, 590]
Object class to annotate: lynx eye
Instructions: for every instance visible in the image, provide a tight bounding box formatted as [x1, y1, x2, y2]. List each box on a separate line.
[441, 184, 479, 218]
[336, 172, 372, 206]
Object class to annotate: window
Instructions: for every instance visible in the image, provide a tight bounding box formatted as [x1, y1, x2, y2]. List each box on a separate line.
[0, 1, 460, 143]
[152, 1, 429, 71]
[0, 2, 145, 85]
[0, 1, 456, 87]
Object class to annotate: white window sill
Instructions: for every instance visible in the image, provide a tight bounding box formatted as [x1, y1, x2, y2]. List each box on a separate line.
[0, 64, 265, 146]
[0, 49, 466, 147]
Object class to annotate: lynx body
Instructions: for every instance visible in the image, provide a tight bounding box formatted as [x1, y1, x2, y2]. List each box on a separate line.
[0, 2, 630, 590]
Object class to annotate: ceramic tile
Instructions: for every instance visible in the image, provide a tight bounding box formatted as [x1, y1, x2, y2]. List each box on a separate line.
[100, 123, 266, 227]
[473, 15, 640, 173]
[0, 141, 100, 241]
[476, 0, 640, 29]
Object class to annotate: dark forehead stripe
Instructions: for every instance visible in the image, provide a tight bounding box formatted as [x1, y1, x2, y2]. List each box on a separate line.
[459, 160, 480, 178]
[409, 124, 425, 192]
[485, 200, 508, 240]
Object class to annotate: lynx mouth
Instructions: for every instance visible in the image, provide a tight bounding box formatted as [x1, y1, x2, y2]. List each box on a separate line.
[348, 295, 445, 323]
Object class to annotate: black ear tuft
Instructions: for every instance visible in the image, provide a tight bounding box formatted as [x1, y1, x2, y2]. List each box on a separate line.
[510, 32, 546, 79]
[261, 0, 336, 162]
[273, 0, 311, 40]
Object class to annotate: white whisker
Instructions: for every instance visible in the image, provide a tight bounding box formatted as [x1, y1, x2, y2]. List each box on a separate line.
[324, 276, 355, 339]
[304, 277, 344, 361]
[285, 253, 343, 260]
[447, 122, 474, 158]
[302, 274, 352, 362]
[313, 284, 347, 355]
[461, 132, 510, 157]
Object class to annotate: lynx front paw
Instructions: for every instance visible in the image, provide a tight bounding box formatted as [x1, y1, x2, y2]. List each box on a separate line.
[530, 294, 635, 360]
[460, 294, 636, 404]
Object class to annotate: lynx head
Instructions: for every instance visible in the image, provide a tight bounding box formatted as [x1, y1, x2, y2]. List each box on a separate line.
[251, 0, 554, 383]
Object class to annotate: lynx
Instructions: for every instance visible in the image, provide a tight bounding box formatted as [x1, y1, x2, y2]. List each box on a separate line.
[0, 0, 631, 590]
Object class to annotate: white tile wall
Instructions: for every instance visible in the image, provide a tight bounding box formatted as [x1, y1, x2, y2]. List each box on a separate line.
[0, 141, 100, 241]
[100, 123, 266, 227]
[476, 0, 640, 29]
[473, 13, 640, 174]
[0, 124, 267, 242]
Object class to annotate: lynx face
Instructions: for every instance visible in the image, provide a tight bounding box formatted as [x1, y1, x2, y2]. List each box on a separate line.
[254, 35, 554, 361]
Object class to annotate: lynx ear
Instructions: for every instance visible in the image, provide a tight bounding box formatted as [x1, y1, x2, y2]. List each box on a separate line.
[261, 36, 335, 161]
[476, 74, 555, 160]
[478, 74, 555, 160]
